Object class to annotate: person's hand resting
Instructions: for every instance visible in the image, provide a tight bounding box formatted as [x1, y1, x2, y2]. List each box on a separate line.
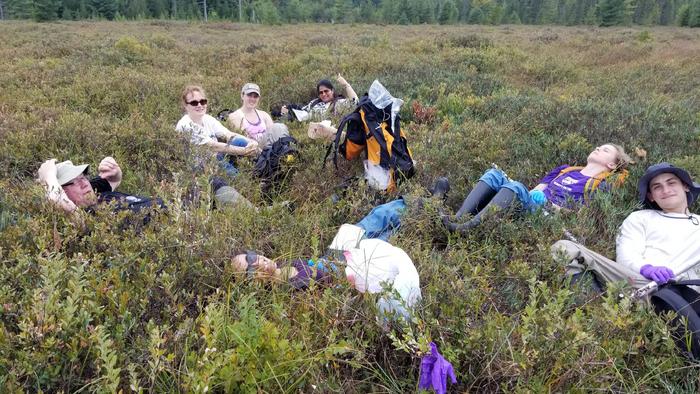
[640, 264, 675, 284]
[529, 189, 547, 205]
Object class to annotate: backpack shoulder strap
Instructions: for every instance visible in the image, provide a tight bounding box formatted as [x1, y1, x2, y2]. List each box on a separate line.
[322, 112, 361, 170]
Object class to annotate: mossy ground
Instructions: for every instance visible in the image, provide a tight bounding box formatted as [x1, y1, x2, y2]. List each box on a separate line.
[1, 21, 700, 392]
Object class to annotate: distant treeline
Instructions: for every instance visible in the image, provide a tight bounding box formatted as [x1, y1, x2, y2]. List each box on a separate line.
[2, 0, 700, 27]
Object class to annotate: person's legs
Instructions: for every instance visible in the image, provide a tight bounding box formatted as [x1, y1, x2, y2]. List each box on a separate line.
[211, 177, 254, 209]
[356, 199, 406, 241]
[217, 137, 249, 177]
[444, 169, 530, 234]
[551, 240, 647, 288]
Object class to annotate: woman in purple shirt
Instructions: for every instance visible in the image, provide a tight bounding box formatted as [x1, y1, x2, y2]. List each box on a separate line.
[443, 144, 631, 234]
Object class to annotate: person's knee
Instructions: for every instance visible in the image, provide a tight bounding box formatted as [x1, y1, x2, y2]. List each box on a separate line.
[551, 239, 578, 260]
[479, 168, 506, 189]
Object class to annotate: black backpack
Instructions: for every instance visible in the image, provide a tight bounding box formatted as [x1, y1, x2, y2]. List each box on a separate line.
[324, 94, 415, 192]
[650, 280, 700, 359]
[254, 136, 298, 181]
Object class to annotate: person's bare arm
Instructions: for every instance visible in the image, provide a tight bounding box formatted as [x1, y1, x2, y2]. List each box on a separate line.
[337, 74, 358, 102]
[97, 156, 122, 191]
[37, 159, 78, 213]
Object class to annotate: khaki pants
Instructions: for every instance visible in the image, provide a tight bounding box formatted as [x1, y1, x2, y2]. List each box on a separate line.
[551, 240, 648, 289]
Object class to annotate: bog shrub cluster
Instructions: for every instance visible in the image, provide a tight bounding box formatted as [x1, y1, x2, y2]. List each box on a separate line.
[1, 22, 700, 392]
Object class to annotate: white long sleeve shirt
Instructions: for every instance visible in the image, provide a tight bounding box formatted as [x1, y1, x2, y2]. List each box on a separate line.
[616, 209, 700, 279]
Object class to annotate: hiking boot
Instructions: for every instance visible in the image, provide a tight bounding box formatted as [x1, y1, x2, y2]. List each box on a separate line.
[455, 181, 497, 219]
[429, 177, 450, 200]
[445, 188, 516, 234]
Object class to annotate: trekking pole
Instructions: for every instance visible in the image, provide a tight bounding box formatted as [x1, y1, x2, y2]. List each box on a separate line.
[628, 262, 700, 301]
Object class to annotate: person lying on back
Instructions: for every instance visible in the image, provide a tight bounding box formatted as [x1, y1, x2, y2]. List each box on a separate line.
[442, 143, 632, 234]
[37, 157, 164, 222]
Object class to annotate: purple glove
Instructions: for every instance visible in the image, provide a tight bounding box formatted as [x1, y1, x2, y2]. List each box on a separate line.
[640, 264, 674, 284]
[419, 342, 457, 394]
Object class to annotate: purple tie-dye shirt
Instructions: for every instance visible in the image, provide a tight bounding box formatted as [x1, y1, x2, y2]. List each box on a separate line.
[540, 165, 604, 207]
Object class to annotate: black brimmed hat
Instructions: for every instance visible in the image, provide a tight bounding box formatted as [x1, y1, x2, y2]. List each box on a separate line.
[638, 162, 700, 209]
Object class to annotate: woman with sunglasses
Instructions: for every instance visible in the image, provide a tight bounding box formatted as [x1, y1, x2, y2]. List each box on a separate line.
[176, 85, 259, 161]
[228, 83, 288, 149]
[280, 74, 358, 121]
[175, 85, 259, 207]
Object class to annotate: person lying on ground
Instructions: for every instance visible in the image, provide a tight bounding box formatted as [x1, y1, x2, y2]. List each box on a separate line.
[278, 74, 358, 126]
[175, 85, 257, 207]
[37, 157, 165, 225]
[442, 143, 632, 235]
[231, 222, 421, 321]
[228, 83, 289, 149]
[552, 162, 700, 291]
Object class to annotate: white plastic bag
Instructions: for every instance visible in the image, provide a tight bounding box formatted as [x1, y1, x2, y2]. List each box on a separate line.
[364, 160, 391, 191]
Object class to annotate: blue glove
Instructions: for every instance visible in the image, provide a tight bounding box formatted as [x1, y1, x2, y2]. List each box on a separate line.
[419, 342, 457, 394]
[529, 189, 547, 205]
[640, 264, 675, 284]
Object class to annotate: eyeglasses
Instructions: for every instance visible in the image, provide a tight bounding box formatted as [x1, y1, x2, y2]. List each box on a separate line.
[318, 89, 332, 95]
[63, 174, 88, 187]
[187, 99, 208, 106]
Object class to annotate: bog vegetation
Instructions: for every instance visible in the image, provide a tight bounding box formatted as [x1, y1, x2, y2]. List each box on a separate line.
[1, 21, 700, 392]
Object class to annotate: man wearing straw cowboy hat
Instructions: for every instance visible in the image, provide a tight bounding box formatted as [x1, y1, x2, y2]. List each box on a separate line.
[552, 162, 700, 289]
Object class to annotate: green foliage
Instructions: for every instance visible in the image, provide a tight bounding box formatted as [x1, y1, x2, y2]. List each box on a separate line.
[1, 22, 700, 392]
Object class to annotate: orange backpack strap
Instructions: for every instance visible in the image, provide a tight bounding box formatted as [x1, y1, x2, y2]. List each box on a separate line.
[583, 168, 629, 199]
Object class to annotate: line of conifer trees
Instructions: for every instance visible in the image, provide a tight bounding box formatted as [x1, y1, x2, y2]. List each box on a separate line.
[2, 0, 699, 27]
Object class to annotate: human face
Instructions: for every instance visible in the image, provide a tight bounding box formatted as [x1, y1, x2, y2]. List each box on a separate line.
[241, 91, 260, 109]
[184, 91, 208, 118]
[318, 86, 334, 103]
[647, 173, 690, 213]
[587, 144, 619, 170]
[62, 174, 97, 207]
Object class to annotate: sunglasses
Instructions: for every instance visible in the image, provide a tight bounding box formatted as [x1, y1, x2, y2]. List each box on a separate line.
[318, 89, 332, 95]
[187, 99, 208, 106]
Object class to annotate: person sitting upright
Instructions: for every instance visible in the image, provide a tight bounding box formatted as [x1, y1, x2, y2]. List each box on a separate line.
[228, 83, 289, 149]
[175, 85, 258, 161]
[443, 143, 631, 234]
[552, 162, 700, 290]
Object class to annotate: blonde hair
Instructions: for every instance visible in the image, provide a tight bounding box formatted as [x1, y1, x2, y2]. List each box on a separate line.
[607, 143, 632, 171]
[181, 85, 205, 109]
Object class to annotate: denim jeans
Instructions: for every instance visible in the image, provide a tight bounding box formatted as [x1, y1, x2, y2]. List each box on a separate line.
[478, 168, 535, 211]
[356, 198, 406, 241]
[216, 137, 249, 177]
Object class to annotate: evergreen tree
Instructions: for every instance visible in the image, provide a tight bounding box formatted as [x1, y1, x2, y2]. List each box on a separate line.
[676, 1, 689, 24]
[439, 0, 458, 23]
[598, 0, 625, 25]
[33, 0, 61, 20]
[690, 0, 700, 26]
[6, 0, 33, 18]
[93, 0, 117, 18]
[253, 0, 279, 23]
[467, 5, 484, 21]
[539, 0, 557, 22]
[333, 0, 352, 22]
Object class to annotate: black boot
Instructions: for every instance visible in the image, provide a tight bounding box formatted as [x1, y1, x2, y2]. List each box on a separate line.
[444, 188, 517, 234]
[455, 181, 497, 219]
[428, 177, 450, 200]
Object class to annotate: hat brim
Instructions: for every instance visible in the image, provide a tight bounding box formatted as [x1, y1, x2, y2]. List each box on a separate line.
[638, 167, 700, 209]
[57, 163, 89, 186]
[242, 89, 260, 95]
